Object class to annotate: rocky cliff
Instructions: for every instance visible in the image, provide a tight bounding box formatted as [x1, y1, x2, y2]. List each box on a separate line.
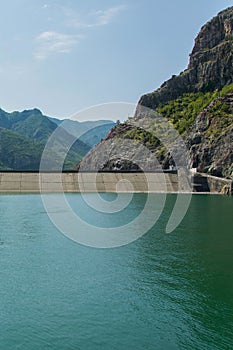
[138, 6, 233, 110]
[76, 7, 233, 180]
[187, 91, 232, 178]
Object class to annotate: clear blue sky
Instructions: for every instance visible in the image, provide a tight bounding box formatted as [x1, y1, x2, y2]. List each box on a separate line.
[0, 0, 232, 120]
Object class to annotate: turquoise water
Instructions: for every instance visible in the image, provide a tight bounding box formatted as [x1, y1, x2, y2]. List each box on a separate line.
[0, 194, 232, 349]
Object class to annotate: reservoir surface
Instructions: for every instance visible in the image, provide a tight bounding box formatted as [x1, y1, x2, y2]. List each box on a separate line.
[0, 194, 232, 349]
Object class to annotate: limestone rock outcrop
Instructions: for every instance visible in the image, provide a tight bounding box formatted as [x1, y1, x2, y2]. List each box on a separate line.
[137, 7, 233, 111]
[76, 7, 233, 180]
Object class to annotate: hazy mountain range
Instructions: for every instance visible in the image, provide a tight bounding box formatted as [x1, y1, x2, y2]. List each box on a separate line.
[0, 108, 115, 170]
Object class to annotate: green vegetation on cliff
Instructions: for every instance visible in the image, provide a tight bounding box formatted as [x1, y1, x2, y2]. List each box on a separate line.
[118, 84, 232, 147]
[98, 83, 233, 176]
[156, 83, 233, 134]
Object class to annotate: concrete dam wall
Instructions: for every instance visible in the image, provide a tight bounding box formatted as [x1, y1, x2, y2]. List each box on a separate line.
[0, 171, 179, 193]
[0, 172, 231, 194]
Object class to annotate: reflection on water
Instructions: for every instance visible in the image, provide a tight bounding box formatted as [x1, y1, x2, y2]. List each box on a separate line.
[0, 194, 232, 350]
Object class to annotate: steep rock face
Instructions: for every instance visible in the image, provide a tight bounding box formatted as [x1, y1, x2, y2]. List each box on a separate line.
[186, 92, 233, 178]
[75, 123, 160, 172]
[138, 7, 233, 111]
[76, 7, 233, 179]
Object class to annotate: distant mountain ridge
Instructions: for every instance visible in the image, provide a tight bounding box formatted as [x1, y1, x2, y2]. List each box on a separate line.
[49, 117, 115, 147]
[0, 107, 115, 170]
[0, 108, 56, 144]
